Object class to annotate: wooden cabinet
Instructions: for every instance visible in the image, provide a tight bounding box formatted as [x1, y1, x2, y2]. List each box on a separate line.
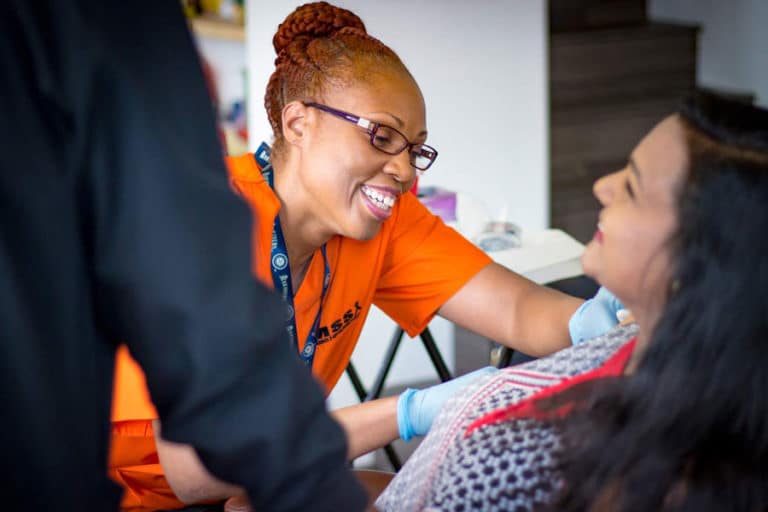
[549, 21, 699, 242]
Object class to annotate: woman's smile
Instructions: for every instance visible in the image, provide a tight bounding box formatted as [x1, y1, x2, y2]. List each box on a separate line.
[360, 184, 398, 220]
[593, 222, 604, 243]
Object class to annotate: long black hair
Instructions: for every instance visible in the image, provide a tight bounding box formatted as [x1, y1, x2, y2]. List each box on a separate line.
[551, 92, 768, 511]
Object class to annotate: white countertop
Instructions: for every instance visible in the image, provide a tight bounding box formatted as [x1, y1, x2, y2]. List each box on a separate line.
[445, 191, 585, 285]
[487, 228, 585, 285]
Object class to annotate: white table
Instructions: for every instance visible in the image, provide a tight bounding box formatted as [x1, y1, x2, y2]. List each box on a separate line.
[487, 228, 585, 285]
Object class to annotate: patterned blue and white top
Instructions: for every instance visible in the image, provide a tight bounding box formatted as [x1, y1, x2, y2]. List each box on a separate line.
[376, 324, 639, 512]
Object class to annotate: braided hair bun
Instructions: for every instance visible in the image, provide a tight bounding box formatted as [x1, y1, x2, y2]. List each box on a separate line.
[264, 2, 407, 155]
[272, 2, 366, 57]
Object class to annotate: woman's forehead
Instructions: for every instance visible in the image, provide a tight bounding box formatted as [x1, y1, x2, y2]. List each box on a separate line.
[633, 116, 688, 200]
[326, 71, 425, 119]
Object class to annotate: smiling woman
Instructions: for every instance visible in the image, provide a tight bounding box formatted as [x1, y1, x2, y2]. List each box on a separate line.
[376, 91, 768, 512]
[107, 2, 624, 510]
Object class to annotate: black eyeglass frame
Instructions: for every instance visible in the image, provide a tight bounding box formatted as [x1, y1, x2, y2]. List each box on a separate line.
[303, 102, 438, 171]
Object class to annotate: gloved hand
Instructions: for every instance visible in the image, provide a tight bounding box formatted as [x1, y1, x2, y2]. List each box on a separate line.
[568, 286, 628, 344]
[397, 366, 498, 441]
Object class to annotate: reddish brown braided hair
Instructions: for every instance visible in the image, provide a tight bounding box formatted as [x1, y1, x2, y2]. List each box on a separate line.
[265, 2, 407, 155]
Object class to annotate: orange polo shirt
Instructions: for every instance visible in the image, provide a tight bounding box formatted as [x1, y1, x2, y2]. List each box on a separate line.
[109, 153, 493, 511]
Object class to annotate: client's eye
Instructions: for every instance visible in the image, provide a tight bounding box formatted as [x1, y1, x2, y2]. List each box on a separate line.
[625, 178, 635, 199]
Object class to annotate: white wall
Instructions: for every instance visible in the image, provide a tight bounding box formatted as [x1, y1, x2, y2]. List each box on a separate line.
[649, 0, 768, 107]
[246, 1, 548, 412]
[246, 0, 549, 228]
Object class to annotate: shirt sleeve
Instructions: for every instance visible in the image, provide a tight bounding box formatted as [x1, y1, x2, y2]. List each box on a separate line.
[374, 193, 493, 336]
[84, 3, 365, 511]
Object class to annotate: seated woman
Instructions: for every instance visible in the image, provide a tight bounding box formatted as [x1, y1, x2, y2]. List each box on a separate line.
[376, 91, 768, 511]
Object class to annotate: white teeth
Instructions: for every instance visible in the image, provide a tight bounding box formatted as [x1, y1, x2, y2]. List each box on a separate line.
[362, 186, 395, 210]
[597, 222, 604, 231]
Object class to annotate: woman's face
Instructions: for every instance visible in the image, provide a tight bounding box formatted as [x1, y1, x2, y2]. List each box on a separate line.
[294, 68, 427, 241]
[581, 115, 687, 314]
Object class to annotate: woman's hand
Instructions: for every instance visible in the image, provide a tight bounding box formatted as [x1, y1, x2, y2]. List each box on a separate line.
[397, 366, 499, 441]
[568, 286, 627, 344]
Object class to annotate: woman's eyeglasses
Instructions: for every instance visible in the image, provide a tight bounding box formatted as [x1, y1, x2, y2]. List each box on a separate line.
[303, 102, 438, 171]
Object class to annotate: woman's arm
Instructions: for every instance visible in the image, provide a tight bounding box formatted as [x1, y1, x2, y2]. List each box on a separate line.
[154, 420, 245, 505]
[331, 397, 400, 460]
[438, 262, 584, 357]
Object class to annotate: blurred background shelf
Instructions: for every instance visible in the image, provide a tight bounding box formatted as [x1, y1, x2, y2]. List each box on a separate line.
[190, 15, 244, 42]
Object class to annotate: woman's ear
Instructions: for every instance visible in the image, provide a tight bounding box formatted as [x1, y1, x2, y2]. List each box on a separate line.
[281, 101, 307, 148]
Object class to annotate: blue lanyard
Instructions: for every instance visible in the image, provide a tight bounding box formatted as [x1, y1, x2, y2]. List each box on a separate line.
[255, 145, 330, 368]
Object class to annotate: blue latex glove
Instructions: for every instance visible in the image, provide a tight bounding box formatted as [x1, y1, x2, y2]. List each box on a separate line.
[568, 286, 626, 344]
[397, 366, 498, 441]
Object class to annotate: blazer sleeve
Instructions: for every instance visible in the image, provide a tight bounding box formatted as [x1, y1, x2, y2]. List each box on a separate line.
[83, 3, 365, 510]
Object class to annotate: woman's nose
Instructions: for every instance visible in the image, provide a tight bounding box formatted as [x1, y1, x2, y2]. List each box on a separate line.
[384, 149, 416, 187]
[593, 172, 617, 206]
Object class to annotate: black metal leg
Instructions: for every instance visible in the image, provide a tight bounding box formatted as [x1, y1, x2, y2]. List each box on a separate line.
[345, 361, 403, 471]
[346, 361, 367, 402]
[366, 327, 406, 401]
[497, 346, 514, 368]
[419, 328, 452, 382]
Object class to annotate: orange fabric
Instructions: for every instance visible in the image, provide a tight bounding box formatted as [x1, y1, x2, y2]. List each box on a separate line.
[109, 152, 492, 510]
[112, 345, 159, 422]
[224, 152, 492, 389]
[110, 348, 170, 510]
[108, 420, 184, 512]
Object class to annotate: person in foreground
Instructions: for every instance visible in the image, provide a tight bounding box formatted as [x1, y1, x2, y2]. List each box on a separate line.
[110, 2, 622, 510]
[376, 91, 768, 511]
[0, 1, 367, 511]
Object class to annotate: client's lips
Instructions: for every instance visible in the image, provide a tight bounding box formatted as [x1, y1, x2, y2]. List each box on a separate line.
[594, 222, 604, 243]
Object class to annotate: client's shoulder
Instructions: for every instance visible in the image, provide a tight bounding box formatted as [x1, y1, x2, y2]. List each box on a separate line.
[517, 323, 639, 379]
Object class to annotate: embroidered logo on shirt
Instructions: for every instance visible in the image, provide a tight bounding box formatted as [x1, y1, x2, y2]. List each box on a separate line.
[316, 301, 362, 345]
